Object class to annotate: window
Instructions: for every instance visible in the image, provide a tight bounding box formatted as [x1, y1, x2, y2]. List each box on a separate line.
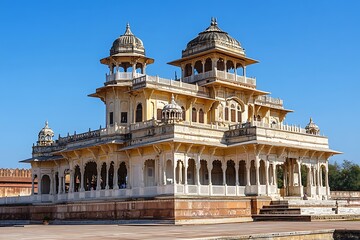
[109, 112, 114, 125]
[147, 167, 153, 177]
[121, 112, 127, 123]
[192, 108, 197, 122]
[181, 106, 185, 120]
[157, 109, 162, 120]
[136, 104, 142, 123]
[199, 109, 204, 123]
[225, 107, 229, 121]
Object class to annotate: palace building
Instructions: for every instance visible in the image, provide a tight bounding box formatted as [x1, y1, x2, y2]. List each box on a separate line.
[0, 19, 340, 223]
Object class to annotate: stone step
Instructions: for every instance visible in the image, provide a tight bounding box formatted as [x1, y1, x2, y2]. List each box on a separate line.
[259, 208, 301, 215]
[263, 205, 289, 209]
[270, 200, 289, 206]
[252, 214, 311, 222]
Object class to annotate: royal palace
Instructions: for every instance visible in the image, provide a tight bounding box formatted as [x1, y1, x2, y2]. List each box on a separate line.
[1, 19, 341, 223]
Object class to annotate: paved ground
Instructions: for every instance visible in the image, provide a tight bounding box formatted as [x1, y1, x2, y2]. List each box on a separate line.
[0, 221, 360, 240]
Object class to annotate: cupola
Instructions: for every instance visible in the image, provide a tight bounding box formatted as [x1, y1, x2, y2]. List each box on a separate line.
[162, 95, 183, 123]
[110, 23, 145, 56]
[37, 121, 54, 146]
[305, 118, 320, 135]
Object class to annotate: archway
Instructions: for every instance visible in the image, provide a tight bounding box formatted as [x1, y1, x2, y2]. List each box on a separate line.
[100, 162, 107, 189]
[109, 161, 114, 189]
[226, 160, 236, 186]
[211, 160, 223, 185]
[165, 160, 173, 184]
[84, 162, 97, 191]
[41, 175, 51, 194]
[175, 160, 185, 184]
[74, 165, 81, 192]
[118, 162, 127, 189]
[250, 160, 256, 185]
[199, 160, 209, 185]
[187, 159, 196, 185]
[136, 103, 143, 123]
[144, 159, 155, 186]
[259, 160, 266, 185]
[239, 160, 246, 186]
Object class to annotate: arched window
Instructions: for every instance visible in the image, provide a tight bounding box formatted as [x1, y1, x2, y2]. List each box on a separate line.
[192, 107, 197, 122]
[230, 104, 236, 122]
[194, 61, 203, 75]
[136, 103, 142, 122]
[237, 106, 242, 123]
[217, 58, 225, 71]
[185, 63, 192, 77]
[199, 108, 204, 123]
[204, 58, 212, 72]
[181, 106, 186, 121]
[225, 107, 229, 121]
[226, 60, 235, 73]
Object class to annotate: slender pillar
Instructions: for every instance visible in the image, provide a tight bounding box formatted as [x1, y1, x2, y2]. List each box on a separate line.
[80, 166, 85, 192]
[298, 161, 303, 197]
[62, 176, 66, 193]
[69, 170, 74, 193]
[96, 166, 101, 190]
[105, 163, 110, 190]
[184, 159, 188, 185]
[265, 161, 269, 194]
[207, 161, 212, 185]
[114, 163, 119, 190]
[196, 162, 200, 186]
[325, 166, 330, 196]
[222, 162, 226, 186]
[255, 157, 260, 186]
[246, 165, 251, 186]
[273, 164, 277, 188]
[235, 161, 239, 186]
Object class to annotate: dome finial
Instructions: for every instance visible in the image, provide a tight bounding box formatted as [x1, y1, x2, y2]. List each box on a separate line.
[124, 22, 133, 35]
[211, 17, 218, 26]
[45, 120, 49, 128]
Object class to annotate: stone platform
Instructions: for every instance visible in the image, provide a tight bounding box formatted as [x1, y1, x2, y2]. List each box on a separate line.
[1, 221, 360, 239]
[0, 196, 271, 225]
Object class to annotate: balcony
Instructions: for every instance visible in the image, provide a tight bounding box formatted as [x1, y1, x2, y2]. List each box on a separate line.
[105, 72, 144, 82]
[226, 121, 329, 149]
[255, 96, 284, 109]
[132, 75, 210, 97]
[183, 69, 256, 87]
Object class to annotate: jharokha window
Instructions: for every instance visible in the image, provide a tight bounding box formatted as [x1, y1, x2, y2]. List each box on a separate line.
[192, 107, 197, 122]
[199, 109, 204, 123]
[136, 103, 143, 122]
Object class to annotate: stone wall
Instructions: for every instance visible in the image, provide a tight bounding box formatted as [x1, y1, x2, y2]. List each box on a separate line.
[0, 168, 35, 197]
[331, 191, 360, 199]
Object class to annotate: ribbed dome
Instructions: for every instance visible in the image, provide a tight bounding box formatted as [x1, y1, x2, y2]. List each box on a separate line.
[305, 118, 320, 135]
[110, 23, 145, 56]
[182, 18, 245, 57]
[37, 121, 54, 146]
[163, 95, 182, 112]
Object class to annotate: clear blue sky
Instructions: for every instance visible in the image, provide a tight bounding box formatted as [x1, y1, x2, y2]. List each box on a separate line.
[0, 1, 359, 168]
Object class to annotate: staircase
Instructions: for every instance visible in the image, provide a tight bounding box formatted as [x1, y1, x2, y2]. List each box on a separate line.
[252, 200, 311, 221]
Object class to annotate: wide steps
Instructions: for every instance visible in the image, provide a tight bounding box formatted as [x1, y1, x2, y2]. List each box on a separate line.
[253, 200, 309, 221]
[253, 214, 311, 222]
[259, 208, 301, 215]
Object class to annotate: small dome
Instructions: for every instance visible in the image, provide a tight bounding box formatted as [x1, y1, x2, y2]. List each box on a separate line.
[183, 18, 245, 57]
[110, 23, 145, 56]
[162, 95, 183, 123]
[163, 95, 182, 112]
[305, 118, 320, 135]
[37, 121, 54, 146]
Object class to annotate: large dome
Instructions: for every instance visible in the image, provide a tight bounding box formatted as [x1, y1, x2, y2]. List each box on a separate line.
[182, 18, 245, 57]
[110, 23, 145, 56]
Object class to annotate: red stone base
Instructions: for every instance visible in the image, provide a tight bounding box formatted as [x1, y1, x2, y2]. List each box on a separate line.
[0, 196, 271, 224]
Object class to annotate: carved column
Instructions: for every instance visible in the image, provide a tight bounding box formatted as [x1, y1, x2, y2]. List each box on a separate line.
[246, 164, 251, 186]
[222, 161, 226, 186]
[255, 156, 260, 186]
[325, 165, 330, 196]
[113, 162, 119, 190]
[235, 161, 239, 186]
[298, 160, 303, 197]
[265, 161, 269, 194]
[105, 162, 110, 190]
[80, 165, 85, 192]
[69, 170, 74, 193]
[96, 165, 101, 190]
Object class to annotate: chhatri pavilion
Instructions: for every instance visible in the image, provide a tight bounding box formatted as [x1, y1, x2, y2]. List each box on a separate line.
[0, 19, 341, 223]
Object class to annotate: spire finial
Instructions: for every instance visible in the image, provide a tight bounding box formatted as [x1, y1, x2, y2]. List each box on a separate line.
[124, 22, 133, 35]
[45, 120, 49, 128]
[310, 117, 313, 123]
[171, 94, 175, 102]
